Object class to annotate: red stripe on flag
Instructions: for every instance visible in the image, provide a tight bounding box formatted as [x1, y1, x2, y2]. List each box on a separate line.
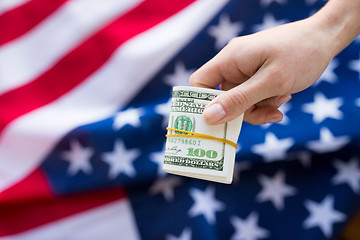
[0, 0, 68, 46]
[0, 0, 195, 134]
[0, 169, 53, 205]
[0, 169, 127, 236]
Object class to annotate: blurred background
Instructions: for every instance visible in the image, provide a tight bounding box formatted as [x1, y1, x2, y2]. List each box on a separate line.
[0, 0, 359, 239]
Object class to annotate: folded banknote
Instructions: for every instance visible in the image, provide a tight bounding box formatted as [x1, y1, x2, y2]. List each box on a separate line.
[163, 86, 243, 184]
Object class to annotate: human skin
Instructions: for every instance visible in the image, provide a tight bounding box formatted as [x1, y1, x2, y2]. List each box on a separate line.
[190, 0, 360, 125]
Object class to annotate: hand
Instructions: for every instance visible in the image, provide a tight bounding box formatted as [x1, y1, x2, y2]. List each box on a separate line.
[190, 18, 335, 125]
[190, 0, 360, 125]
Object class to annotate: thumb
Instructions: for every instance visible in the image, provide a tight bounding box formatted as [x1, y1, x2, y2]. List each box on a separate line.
[203, 73, 277, 125]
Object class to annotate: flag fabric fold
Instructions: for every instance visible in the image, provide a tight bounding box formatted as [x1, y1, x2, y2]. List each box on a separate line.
[1, 0, 359, 239]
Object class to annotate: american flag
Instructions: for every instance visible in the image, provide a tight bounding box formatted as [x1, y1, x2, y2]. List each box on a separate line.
[1, 0, 360, 239]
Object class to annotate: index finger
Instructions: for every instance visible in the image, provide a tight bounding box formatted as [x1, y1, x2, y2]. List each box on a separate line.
[189, 47, 249, 90]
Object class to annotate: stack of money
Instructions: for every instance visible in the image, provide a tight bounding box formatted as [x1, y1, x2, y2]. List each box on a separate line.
[163, 86, 243, 184]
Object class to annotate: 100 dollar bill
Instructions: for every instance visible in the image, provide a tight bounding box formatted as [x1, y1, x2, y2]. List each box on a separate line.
[163, 86, 243, 184]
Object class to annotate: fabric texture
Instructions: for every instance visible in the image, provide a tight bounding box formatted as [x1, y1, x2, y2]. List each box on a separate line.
[1, 0, 360, 239]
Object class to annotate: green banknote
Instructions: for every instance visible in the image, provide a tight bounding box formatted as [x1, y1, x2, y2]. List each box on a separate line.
[163, 86, 243, 184]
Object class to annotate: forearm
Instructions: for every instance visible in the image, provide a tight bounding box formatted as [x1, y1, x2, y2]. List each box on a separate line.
[312, 0, 360, 56]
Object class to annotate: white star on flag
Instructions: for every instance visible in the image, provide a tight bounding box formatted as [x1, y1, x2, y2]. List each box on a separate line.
[188, 186, 225, 224]
[252, 132, 294, 162]
[208, 14, 243, 49]
[256, 171, 297, 210]
[289, 151, 313, 168]
[262, 102, 291, 129]
[113, 108, 144, 130]
[303, 195, 346, 238]
[348, 57, 360, 80]
[355, 35, 360, 43]
[313, 59, 339, 86]
[332, 158, 360, 193]
[356, 98, 360, 107]
[155, 98, 172, 128]
[164, 62, 193, 87]
[150, 147, 167, 177]
[260, 0, 287, 7]
[149, 176, 183, 202]
[233, 161, 251, 184]
[252, 13, 287, 32]
[236, 144, 242, 154]
[302, 92, 343, 123]
[305, 0, 319, 6]
[306, 127, 350, 154]
[277, 102, 291, 125]
[61, 140, 94, 176]
[230, 212, 270, 240]
[102, 140, 140, 179]
[166, 228, 192, 240]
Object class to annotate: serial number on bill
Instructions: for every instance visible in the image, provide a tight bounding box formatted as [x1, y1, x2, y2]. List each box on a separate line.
[167, 138, 201, 146]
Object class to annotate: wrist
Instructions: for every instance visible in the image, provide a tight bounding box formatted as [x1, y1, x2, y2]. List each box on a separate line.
[311, 0, 360, 57]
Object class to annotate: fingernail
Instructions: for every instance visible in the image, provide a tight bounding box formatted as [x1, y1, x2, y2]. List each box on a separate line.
[278, 95, 291, 105]
[203, 103, 226, 124]
[267, 114, 282, 123]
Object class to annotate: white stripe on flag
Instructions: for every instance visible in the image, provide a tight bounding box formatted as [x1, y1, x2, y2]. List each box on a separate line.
[0, 0, 229, 191]
[1, 199, 140, 240]
[0, 0, 30, 15]
[0, 0, 143, 95]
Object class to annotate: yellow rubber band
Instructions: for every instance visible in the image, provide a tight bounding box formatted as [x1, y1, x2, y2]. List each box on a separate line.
[166, 127, 237, 149]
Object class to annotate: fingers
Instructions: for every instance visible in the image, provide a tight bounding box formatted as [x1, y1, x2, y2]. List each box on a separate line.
[189, 37, 293, 125]
[189, 60, 223, 89]
[203, 92, 291, 125]
[244, 106, 283, 125]
[189, 42, 250, 90]
[202, 62, 292, 124]
[201, 68, 276, 124]
[244, 95, 291, 125]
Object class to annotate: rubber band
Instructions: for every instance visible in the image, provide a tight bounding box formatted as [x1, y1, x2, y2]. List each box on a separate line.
[166, 127, 237, 148]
